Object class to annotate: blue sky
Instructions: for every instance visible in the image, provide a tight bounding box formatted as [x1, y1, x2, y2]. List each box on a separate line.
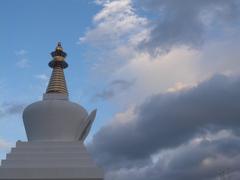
[1, 0, 240, 179]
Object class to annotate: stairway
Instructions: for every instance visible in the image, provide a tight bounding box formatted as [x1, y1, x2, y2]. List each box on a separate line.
[0, 141, 104, 180]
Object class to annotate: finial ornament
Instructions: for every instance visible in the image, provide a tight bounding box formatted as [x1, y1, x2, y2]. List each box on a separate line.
[49, 42, 68, 68]
[56, 42, 63, 51]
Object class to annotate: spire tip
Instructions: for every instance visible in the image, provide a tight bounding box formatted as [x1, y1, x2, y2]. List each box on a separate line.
[56, 42, 63, 51]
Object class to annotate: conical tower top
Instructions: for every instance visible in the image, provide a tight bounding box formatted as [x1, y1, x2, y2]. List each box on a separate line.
[46, 42, 68, 95]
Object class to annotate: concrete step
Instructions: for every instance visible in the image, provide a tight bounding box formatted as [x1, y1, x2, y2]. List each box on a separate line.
[16, 141, 87, 148]
[11, 147, 87, 153]
[15, 145, 86, 150]
[0, 167, 104, 179]
[16, 141, 84, 147]
[1, 159, 96, 168]
[6, 152, 90, 160]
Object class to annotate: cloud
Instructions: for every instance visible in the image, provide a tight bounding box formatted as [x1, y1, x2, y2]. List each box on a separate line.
[15, 49, 30, 68]
[105, 131, 240, 180]
[0, 103, 26, 118]
[88, 74, 240, 179]
[79, 1, 240, 179]
[82, 0, 240, 56]
[16, 58, 30, 68]
[167, 82, 197, 92]
[79, 0, 149, 76]
[93, 90, 115, 101]
[0, 139, 13, 149]
[35, 74, 49, 82]
[93, 79, 135, 101]
[0, 138, 14, 163]
[80, 0, 240, 93]
[80, 0, 148, 48]
[15, 49, 28, 56]
[80, 0, 240, 105]
[139, 0, 240, 52]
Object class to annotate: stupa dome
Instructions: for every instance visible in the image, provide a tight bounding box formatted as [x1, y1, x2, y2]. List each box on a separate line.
[23, 94, 89, 141]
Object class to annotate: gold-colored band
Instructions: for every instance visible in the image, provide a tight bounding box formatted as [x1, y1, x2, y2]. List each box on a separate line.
[46, 66, 68, 95]
[54, 56, 65, 61]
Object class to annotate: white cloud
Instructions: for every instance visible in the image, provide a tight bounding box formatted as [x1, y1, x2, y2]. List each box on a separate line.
[0, 138, 12, 149]
[15, 49, 27, 56]
[109, 46, 200, 105]
[111, 105, 136, 125]
[15, 49, 30, 68]
[79, 0, 148, 48]
[167, 82, 197, 93]
[35, 74, 49, 82]
[16, 58, 30, 68]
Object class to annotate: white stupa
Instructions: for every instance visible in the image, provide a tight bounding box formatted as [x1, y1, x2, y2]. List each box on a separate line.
[0, 43, 104, 180]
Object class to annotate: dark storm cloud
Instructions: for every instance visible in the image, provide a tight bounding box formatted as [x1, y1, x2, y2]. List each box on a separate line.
[158, 138, 240, 180]
[104, 135, 240, 180]
[138, 0, 240, 52]
[89, 75, 240, 172]
[93, 79, 135, 101]
[140, 137, 240, 180]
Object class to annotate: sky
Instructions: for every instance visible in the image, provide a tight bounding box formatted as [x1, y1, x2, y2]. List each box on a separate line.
[1, 0, 240, 179]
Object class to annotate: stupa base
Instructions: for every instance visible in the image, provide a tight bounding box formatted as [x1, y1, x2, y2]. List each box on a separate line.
[0, 141, 104, 180]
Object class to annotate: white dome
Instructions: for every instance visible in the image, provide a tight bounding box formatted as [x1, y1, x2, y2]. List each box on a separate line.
[23, 96, 89, 141]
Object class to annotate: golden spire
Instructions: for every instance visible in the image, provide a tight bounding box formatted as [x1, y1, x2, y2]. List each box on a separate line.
[46, 42, 68, 95]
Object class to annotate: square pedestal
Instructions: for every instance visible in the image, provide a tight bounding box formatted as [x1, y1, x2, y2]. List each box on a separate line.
[0, 141, 104, 180]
